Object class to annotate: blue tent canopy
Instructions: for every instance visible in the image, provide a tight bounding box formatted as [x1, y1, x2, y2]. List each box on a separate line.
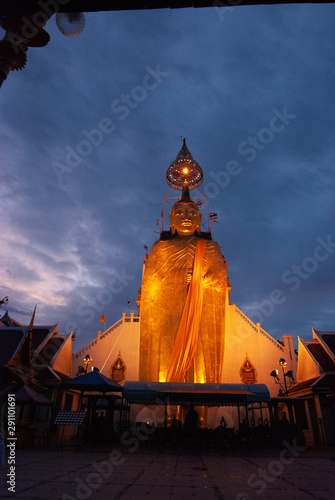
[124, 381, 270, 407]
[60, 371, 123, 393]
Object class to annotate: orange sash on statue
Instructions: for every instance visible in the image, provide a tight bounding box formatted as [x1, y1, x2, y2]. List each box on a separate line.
[166, 239, 206, 383]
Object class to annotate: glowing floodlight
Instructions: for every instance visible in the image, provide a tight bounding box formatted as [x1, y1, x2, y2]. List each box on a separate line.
[270, 369, 279, 381]
[76, 366, 85, 376]
[56, 12, 85, 38]
[84, 354, 92, 372]
[286, 370, 295, 381]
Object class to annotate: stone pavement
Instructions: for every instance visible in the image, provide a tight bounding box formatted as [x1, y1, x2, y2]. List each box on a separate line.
[1, 444, 335, 500]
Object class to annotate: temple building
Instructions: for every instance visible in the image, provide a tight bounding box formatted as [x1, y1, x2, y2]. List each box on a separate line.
[0, 309, 73, 445]
[287, 329, 335, 446]
[73, 140, 297, 429]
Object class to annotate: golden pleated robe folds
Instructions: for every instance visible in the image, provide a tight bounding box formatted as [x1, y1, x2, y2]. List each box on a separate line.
[139, 235, 228, 383]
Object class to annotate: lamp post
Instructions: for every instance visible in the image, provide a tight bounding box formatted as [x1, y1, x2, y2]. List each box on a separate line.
[84, 354, 92, 373]
[0, 296, 9, 308]
[279, 358, 288, 395]
[270, 358, 295, 396]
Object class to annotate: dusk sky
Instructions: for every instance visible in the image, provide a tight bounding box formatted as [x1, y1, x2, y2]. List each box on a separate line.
[0, 3, 334, 352]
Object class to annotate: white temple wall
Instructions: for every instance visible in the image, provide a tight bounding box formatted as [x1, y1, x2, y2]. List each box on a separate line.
[72, 305, 297, 398]
[72, 312, 140, 381]
[222, 305, 297, 396]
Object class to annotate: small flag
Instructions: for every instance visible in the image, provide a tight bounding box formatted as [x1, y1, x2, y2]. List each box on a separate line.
[161, 210, 164, 217]
[99, 314, 106, 323]
[156, 219, 160, 226]
[128, 300, 130, 307]
[143, 245, 148, 252]
[71, 331, 76, 341]
[197, 201, 202, 208]
[210, 212, 218, 220]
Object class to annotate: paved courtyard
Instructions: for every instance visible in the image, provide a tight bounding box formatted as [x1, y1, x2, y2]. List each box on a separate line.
[1, 443, 335, 499]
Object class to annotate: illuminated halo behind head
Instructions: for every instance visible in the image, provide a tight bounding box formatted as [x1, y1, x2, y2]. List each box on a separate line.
[56, 12, 85, 38]
[166, 138, 203, 191]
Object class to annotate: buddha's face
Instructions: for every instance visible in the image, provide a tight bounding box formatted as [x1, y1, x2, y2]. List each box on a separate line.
[169, 201, 201, 236]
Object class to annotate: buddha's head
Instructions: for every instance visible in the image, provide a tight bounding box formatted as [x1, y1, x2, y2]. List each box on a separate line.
[169, 184, 201, 236]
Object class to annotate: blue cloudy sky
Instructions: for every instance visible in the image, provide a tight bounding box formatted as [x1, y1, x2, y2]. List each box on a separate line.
[0, 3, 334, 352]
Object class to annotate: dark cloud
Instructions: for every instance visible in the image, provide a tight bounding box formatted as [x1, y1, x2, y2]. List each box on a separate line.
[0, 4, 334, 350]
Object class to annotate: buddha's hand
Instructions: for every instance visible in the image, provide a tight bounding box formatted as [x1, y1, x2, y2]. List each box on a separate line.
[202, 270, 219, 287]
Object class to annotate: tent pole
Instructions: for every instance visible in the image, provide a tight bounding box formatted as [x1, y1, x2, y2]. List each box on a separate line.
[164, 397, 167, 428]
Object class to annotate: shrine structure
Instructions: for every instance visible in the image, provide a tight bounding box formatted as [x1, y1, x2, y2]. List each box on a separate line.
[73, 140, 297, 429]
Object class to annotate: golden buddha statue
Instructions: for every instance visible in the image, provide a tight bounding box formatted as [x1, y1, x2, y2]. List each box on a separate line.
[139, 141, 229, 384]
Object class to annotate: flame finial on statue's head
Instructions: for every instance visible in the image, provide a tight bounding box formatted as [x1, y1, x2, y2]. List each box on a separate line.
[166, 138, 203, 191]
[180, 180, 191, 202]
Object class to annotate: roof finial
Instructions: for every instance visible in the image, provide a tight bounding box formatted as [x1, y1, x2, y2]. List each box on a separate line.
[166, 139, 203, 191]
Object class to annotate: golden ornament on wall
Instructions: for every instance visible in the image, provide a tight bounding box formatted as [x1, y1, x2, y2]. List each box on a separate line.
[240, 354, 258, 384]
[109, 351, 127, 384]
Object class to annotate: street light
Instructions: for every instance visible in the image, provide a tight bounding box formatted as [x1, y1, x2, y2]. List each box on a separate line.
[84, 354, 92, 373]
[76, 366, 85, 377]
[270, 358, 295, 396]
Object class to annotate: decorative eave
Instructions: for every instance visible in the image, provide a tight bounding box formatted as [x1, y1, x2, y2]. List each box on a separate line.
[312, 328, 335, 364]
[298, 337, 322, 373]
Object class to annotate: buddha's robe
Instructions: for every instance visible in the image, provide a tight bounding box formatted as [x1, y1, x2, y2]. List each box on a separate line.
[139, 235, 228, 383]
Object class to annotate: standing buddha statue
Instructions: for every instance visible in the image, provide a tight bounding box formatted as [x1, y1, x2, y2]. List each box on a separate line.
[139, 140, 229, 384]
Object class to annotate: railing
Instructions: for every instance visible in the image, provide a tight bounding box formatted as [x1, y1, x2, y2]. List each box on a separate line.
[72, 313, 140, 359]
[233, 305, 284, 351]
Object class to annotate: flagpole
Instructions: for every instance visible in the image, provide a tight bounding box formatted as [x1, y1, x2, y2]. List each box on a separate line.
[142, 245, 148, 279]
[207, 198, 211, 233]
[99, 314, 106, 332]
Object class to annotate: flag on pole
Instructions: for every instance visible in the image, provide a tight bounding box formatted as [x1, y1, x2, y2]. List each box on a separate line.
[156, 219, 160, 226]
[197, 201, 202, 208]
[143, 245, 148, 252]
[161, 210, 164, 217]
[71, 331, 77, 341]
[128, 300, 130, 307]
[210, 212, 219, 224]
[99, 314, 106, 323]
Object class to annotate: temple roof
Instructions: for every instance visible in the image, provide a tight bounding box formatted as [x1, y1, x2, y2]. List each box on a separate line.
[307, 342, 335, 372]
[0, 322, 63, 366]
[0, 310, 22, 327]
[288, 377, 319, 395]
[1, 1, 330, 17]
[301, 330, 335, 373]
[288, 374, 335, 396]
[313, 330, 335, 361]
[0, 328, 26, 365]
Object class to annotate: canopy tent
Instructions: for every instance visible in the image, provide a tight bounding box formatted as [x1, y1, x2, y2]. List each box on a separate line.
[15, 385, 52, 405]
[124, 381, 270, 406]
[60, 370, 123, 393]
[59, 372, 125, 440]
